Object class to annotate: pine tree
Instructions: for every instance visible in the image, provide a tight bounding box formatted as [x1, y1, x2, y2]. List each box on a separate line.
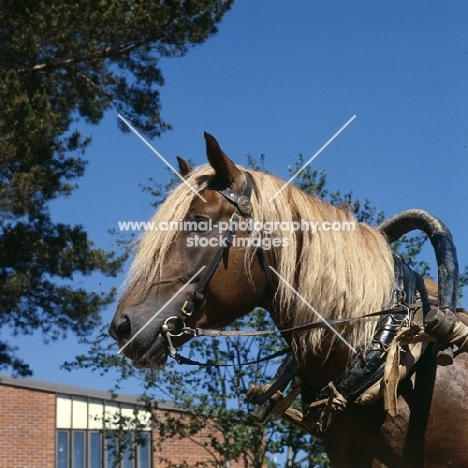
[0, 0, 233, 375]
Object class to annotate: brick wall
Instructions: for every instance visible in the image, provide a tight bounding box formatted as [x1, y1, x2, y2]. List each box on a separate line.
[0, 380, 252, 468]
[154, 411, 247, 468]
[0, 384, 56, 468]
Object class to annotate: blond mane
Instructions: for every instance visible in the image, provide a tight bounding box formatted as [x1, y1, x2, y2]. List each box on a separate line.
[127, 164, 395, 360]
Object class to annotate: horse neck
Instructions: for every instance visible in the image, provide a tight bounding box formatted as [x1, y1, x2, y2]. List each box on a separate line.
[258, 198, 395, 388]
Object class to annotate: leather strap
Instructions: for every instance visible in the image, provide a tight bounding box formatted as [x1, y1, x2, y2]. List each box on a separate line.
[182, 301, 423, 338]
[180, 173, 257, 317]
[173, 347, 290, 367]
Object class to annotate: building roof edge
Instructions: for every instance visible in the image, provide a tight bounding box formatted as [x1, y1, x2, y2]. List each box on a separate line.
[0, 374, 178, 411]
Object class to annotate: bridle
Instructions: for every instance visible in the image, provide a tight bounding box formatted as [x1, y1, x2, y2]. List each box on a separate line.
[161, 172, 274, 355]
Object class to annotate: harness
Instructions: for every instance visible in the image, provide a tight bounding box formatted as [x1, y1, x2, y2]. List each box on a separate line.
[300, 255, 430, 428]
[159, 172, 461, 432]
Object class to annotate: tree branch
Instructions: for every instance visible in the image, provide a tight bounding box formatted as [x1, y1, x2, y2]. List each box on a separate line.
[11, 41, 150, 75]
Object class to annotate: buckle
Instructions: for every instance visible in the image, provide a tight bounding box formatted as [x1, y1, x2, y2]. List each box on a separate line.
[229, 211, 241, 225]
[181, 300, 193, 317]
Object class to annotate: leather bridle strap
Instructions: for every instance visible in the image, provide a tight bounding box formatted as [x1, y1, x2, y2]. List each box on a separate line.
[180, 240, 229, 316]
[180, 173, 269, 318]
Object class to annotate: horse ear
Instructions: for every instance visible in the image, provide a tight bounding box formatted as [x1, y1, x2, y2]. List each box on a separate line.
[176, 156, 192, 177]
[204, 132, 243, 187]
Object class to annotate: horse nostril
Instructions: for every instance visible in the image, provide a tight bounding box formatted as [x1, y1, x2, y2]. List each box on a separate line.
[110, 314, 132, 341]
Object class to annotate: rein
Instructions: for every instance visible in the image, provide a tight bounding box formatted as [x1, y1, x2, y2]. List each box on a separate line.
[183, 302, 421, 338]
[166, 301, 423, 367]
[172, 347, 291, 367]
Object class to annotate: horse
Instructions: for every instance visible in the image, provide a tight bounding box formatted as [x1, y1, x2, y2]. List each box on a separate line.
[109, 132, 468, 467]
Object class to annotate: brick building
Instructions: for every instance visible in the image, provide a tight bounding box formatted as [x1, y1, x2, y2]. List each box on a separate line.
[0, 375, 244, 468]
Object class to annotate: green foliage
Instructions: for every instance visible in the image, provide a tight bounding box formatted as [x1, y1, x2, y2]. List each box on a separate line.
[0, 0, 233, 137]
[0, 0, 233, 376]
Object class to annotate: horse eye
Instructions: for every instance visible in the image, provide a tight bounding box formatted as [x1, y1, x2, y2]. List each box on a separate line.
[191, 216, 211, 233]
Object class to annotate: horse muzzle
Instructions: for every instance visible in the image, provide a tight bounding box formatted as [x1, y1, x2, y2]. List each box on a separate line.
[108, 310, 191, 368]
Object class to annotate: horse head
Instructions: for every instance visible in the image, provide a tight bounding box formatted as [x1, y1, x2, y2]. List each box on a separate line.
[109, 133, 272, 368]
[109, 131, 395, 381]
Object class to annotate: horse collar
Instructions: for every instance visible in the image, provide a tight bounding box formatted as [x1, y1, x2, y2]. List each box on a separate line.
[301, 255, 430, 431]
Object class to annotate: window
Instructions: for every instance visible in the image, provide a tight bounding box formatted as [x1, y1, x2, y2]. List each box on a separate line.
[73, 431, 85, 468]
[56, 394, 151, 468]
[57, 431, 69, 468]
[105, 436, 117, 468]
[56, 430, 151, 468]
[89, 432, 102, 468]
[137, 433, 150, 468]
[122, 434, 133, 468]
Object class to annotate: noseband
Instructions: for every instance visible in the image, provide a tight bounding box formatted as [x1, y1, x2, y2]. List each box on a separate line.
[161, 172, 273, 354]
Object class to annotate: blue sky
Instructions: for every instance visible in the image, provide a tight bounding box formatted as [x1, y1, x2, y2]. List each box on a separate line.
[9, 1, 468, 392]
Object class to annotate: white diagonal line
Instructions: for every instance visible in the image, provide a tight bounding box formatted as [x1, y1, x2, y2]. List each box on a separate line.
[268, 266, 356, 353]
[268, 115, 356, 202]
[117, 266, 206, 354]
[118, 114, 207, 202]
